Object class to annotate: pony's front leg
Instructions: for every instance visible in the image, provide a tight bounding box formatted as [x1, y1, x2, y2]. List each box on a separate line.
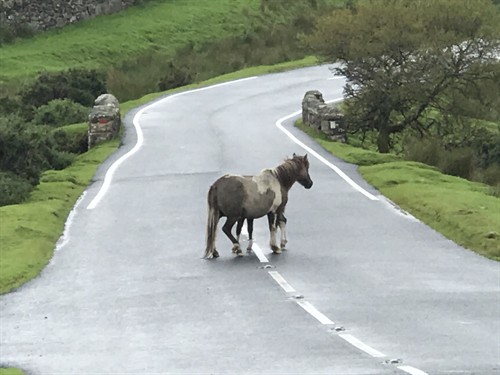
[222, 217, 243, 256]
[278, 212, 288, 249]
[267, 212, 280, 253]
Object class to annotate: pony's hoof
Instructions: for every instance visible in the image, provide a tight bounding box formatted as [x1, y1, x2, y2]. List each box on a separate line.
[204, 249, 219, 259]
[280, 242, 287, 249]
[246, 248, 253, 253]
[271, 245, 282, 254]
[236, 250, 244, 257]
[232, 243, 241, 254]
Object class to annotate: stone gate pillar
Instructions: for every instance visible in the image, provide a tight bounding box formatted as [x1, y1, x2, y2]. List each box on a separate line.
[88, 94, 121, 149]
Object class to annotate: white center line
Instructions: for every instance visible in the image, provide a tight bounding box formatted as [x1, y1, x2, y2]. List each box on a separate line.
[268, 271, 296, 293]
[240, 224, 269, 263]
[296, 300, 335, 325]
[398, 366, 430, 375]
[338, 333, 386, 358]
[252, 243, 269, 263]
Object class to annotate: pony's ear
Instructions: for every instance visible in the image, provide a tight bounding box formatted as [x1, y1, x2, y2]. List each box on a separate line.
[293, 152, 297, 157]
[304, 154, 308, 160]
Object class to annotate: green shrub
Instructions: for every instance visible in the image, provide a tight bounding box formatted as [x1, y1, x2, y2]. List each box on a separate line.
[438, 147, 475, 180]
[404, 137, 443, 167]
[48, 150, 76, 171]
[477, 163, 500, 187]
[0, 96, 23, 117]
[157, 62, 194, 91]
[20, 69, 107, 108]
[52, 125, 88, 154]
[0, 171, 33, 206]
[0, 115, 73, 184]
[33, 99, 89, 127]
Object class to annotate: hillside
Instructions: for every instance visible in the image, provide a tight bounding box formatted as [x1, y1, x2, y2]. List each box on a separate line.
[0, 0, 262, 85]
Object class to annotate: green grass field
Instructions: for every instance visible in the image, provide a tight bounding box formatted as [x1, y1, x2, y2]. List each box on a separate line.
[0, 369, 25, 375]
[0, 0, 261, 85]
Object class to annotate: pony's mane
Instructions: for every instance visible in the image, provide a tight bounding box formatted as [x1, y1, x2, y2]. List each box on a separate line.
[272, 156, 307, 189]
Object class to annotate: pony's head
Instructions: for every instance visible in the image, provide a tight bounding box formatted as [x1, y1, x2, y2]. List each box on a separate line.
[292, 153, 313, 189]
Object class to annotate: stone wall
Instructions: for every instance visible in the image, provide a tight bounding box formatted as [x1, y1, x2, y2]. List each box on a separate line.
[0, 0, 137, 31]
[301, 90, 346, 142]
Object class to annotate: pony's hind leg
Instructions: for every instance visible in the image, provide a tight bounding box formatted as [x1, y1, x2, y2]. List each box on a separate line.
[236, 218, 244, 243]
[222, 217, 243, 256]
[246, 218, 254, 252]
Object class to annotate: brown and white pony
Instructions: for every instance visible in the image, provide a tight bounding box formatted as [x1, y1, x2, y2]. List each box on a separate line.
[203, 154, 312, 259]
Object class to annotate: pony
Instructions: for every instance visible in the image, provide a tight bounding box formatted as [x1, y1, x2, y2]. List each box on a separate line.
[204, 154, 312, 259]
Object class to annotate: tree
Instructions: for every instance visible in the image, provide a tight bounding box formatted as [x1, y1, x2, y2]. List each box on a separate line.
[305, 0, 500, 152]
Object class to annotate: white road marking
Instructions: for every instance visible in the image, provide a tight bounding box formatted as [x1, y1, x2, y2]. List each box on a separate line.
[296, 300, 335, 325]
[275, 107, 379, 201]
[86, 77, 258, 210]
[240, 223, 269, 263]
[52, 191, 87, 261]
[268, 271, 296, 293]
[398, 365, 429, 375]
[338, 333, 386, 358]
[252, 243, 269, 263]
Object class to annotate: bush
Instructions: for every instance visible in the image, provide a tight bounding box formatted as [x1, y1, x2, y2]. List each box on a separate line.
[52, 125, 88, 154]
[0, 96, 23, 117]
[20, 69, 107, 108]
[404, 137, 443, 167]
[33, 99, 89, 127]
[404, 136, 476, 180]
[0, 115, 74, 184]
[157, 62, 194, 91]
[438, 147, 475, 180]
[477, 163, 500, 187]
[0, 171, 33, 206]
[48, 150, 76, 171]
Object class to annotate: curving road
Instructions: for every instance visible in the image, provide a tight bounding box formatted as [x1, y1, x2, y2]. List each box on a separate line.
[1, 66, 499, 374]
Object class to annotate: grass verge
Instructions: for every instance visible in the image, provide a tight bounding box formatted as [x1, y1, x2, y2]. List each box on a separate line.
[0, 57, 319, 295]
[0, 369, 25, 375]
[296, 120, 500, 260]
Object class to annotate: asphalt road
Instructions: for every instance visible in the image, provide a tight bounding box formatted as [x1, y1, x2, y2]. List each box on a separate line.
[1, 66, 499, 374]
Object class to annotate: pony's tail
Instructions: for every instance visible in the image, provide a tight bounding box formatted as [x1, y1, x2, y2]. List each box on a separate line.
[204, 184, 219, 259]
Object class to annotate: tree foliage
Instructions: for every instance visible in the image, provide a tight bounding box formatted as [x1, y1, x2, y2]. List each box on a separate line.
[305, 0, 500, 152]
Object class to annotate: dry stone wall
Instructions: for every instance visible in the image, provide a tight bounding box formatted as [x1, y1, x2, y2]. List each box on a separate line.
[1, 0, 137, 31]
[302, 90, 347, 142]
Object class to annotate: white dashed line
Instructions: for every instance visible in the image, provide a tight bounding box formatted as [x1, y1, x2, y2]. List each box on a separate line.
[296, 300, 335, 325]
[398, 365, 430, 375]
[268, 271, 296, 293]
[252, 243, 269, 263]
[86, 77, 258, 210]
[338, 333, 386, 358]
[240, 224, 269, 263]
